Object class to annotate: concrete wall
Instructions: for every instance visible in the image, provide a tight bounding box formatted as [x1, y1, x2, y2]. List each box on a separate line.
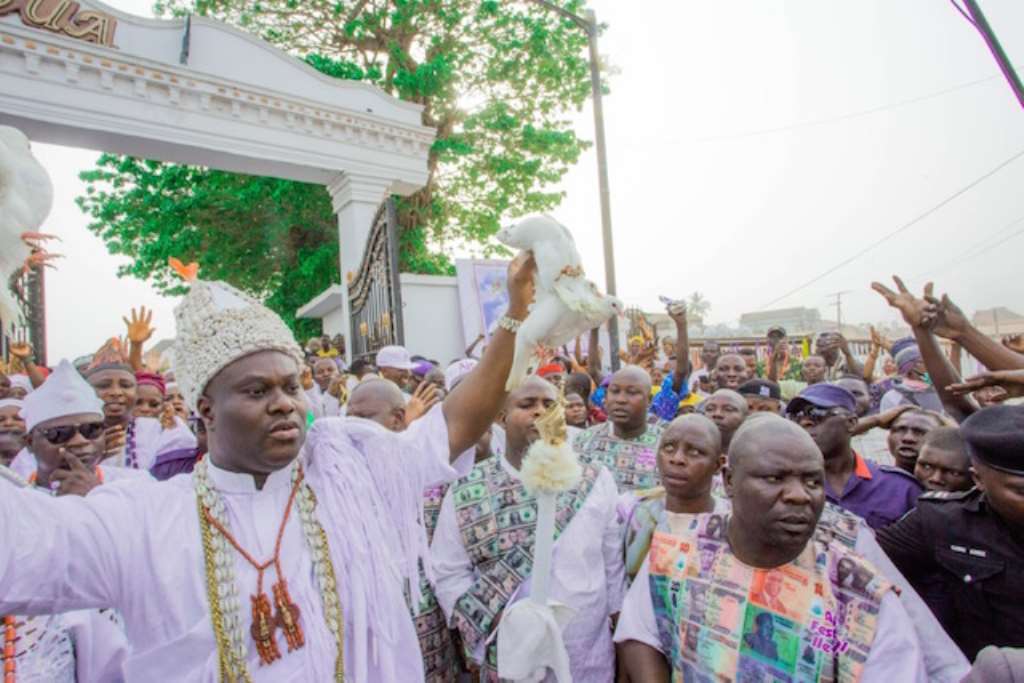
[399, 273, 464, 364]
[321, 306, 347, 337]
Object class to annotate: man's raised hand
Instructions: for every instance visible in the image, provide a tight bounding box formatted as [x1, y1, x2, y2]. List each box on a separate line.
[947, 369, 1024, 400]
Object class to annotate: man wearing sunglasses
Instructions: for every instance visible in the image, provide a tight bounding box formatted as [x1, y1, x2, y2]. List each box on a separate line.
[786, 383, 922, 530]
[15, 360, 151, 496]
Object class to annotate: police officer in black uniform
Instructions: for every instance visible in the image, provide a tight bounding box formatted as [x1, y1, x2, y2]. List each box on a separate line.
[877, 405, 1024, 661]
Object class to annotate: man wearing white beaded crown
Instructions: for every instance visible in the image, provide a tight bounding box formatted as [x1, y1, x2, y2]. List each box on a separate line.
[0, 254, 537, 682]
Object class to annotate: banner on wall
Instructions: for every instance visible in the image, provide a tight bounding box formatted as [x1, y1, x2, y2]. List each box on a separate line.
[454, 258, 614, 369]
[455, 259, 510, 348]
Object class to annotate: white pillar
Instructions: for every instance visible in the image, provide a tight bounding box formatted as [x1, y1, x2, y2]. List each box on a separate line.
[326, 171, 393, 364]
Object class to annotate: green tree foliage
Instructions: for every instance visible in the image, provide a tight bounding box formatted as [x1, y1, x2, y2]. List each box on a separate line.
[78, 1, 596, 336]
[77, 158, 339, 338]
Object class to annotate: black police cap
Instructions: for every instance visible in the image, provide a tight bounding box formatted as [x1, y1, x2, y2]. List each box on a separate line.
[960, 405, 1024, 475]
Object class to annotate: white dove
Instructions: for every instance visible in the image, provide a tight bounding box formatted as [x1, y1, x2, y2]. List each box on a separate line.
[0, 126, 54, 241]
[497, 215, 622, 390]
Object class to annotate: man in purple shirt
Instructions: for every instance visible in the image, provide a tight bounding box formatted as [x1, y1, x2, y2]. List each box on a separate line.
[786, 383, 922, 529]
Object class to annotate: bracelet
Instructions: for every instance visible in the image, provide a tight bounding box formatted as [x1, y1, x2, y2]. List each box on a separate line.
[498, 315, 523, 333]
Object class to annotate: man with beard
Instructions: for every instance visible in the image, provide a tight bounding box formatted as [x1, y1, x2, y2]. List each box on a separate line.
[786, 384, 922, 530]
[576, 366, 663, 492]
[0, 254, 533, 681]
[432, 376, 623, 682]
[615, 415, 926, 681]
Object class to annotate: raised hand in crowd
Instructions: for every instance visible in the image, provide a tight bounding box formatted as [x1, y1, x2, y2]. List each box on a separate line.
[872, 276, 975, 422]
[948, 369, 1024, 400]
[923, 288, 1024, 372]
[405, 380, 443, 426]
[8, 330, 45, 388]
[1001, 334, 1024, 356]
[159, 402, 177, 430]
[664, 297, 691, 392]
[123, 306, 156, 372]
[852, 404, 914, 436]
[300, 364, 315, 391]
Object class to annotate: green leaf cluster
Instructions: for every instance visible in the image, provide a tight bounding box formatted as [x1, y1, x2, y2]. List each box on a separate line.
[80, 1, 599, 336]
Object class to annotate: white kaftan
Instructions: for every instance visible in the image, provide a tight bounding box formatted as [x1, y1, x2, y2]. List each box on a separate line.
[305, 386, 343, 420]
[103, 416, 197, 471]
[0, 405, 472, 682]
[430, 454, 626, 682]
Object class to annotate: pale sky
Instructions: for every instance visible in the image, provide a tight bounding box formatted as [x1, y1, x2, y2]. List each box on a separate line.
[30, 0, 1024, 361]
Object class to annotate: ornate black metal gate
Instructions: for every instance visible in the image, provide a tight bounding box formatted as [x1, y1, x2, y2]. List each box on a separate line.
[348, 198, 404, 359]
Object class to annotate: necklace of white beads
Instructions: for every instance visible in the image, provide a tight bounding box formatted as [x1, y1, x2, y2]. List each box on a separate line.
[192, 458, 345, 682]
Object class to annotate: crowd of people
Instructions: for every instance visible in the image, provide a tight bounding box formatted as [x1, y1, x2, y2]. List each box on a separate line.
[1, 259, 1023, 682]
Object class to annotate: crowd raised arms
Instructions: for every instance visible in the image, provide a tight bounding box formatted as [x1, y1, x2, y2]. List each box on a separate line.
[2, 251, 1024, 682]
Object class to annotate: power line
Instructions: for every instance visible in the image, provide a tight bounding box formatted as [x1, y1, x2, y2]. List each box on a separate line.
[927, 223, 1024, 277]
[913, 213, 1024, 279]
[758, 146, 1024, 310]
[697, 73, 1003, 142]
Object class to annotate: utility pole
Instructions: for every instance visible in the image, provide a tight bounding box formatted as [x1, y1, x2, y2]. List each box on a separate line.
[825, 291, 852, 332]
[528, 0, 621, 369]
[960, 0, 1024, 110]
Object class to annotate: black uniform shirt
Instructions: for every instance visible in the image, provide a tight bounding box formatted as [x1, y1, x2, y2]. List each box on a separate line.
[876, 488, 1024, 661]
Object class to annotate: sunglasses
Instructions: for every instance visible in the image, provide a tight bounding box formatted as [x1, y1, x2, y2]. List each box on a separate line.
[37, 422, 105, 445]
[787, 406, 849, 425]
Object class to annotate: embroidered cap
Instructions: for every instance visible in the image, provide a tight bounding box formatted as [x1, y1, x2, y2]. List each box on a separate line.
[173, 280, 303, 409]
[20, 359, 104, 431]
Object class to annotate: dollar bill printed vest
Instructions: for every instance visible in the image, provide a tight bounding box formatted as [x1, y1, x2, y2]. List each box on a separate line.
[414, 484, 459, 682]
[649, 514, 892, 683]
[450, 456, 601, 678]
[574, 421, 662, 492]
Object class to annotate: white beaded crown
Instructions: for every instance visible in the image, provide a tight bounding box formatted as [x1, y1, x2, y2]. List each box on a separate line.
[173, 280, 304, 409]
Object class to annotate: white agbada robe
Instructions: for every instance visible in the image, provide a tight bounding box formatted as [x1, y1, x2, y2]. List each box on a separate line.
[305, 385, 343, 420]
[102, 416, 197, 471]
[0, 406, 472, 682]
[430, 453, 626, 682]
[0, 475, 130, 683]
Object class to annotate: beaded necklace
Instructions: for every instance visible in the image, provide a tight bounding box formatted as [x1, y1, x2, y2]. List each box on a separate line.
[124, 420, 138, 469]
[193, 459, 345, 681]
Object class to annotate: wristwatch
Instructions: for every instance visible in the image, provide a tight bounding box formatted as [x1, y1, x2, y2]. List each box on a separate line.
[498, 315, 523, 333]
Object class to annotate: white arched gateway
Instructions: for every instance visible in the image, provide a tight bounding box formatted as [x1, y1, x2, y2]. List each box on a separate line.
[0, 0, 434, 360]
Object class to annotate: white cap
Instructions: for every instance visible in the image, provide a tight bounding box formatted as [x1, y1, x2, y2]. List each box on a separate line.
[0, 398, 23, 412]
[20, 360, 104, 431]
[445, 358, 478, 391]
[173, 280, 303, 409]
[376, 345, 414, 371]
[8, 374, 32, 395]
